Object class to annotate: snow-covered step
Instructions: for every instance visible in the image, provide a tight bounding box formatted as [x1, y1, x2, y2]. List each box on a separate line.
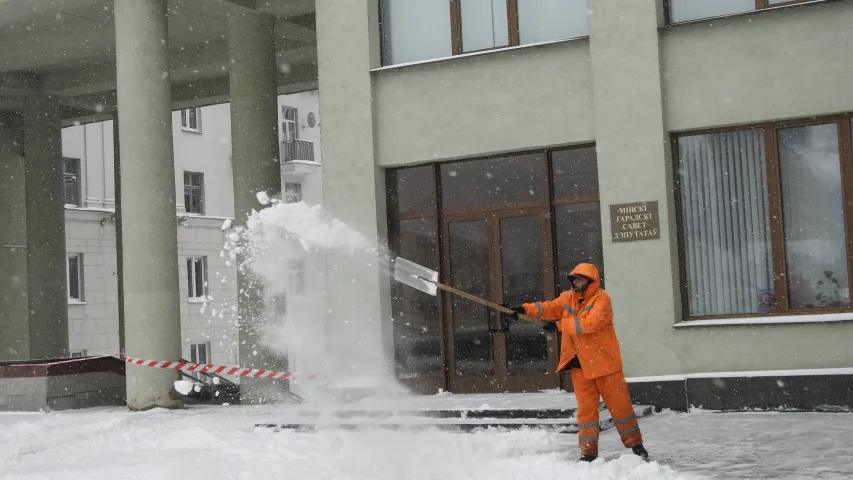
[254, 405, 654, 433]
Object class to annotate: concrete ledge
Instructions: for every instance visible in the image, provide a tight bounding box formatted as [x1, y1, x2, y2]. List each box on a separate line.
[625, 369, 853, 412]
[0, 356, 126, 412]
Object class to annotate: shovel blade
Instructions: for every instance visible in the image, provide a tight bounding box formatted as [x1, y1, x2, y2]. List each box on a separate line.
[393, 257, 439, 296]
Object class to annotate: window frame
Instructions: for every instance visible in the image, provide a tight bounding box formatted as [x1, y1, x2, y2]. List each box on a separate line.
[379, 0, 588, 65]
[63, 157, 81, 207]
[180, 107, 202, 133]
[284, 182, 302, 204]
[672, 113, 853, 321]
[186, 256, 208, 301]
[189, 342, 211, 380]
[183, 171, 205, 215]
[282, 106, 298, 142]
[67, 253, 84, 303]
[288, 258, 306, 296]
[664, 0, 827, 25]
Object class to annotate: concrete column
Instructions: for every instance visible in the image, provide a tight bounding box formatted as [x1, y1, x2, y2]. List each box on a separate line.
[316, 0, 393, 381]
[23, 95, 69, 360]
[227, 11, 283, 403]
[589, 0, 681, 376]
[0, 117, 30, 361]
[114, 0, 182, 410]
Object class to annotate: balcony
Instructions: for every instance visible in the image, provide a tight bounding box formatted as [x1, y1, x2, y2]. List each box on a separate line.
[282, 139, 315, 163]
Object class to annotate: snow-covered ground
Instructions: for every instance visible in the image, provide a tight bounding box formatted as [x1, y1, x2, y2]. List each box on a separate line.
[1, 406, 851, 480]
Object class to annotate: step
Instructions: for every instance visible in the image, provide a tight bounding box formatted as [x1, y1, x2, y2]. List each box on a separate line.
[255, 405, 654, 434]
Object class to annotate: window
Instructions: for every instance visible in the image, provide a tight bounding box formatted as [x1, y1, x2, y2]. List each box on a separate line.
[67, 254, 84, 302]
[517, 0, 588, 45]
[189, 342, 210, 380]
[284, 182, 302, 204]
[271, 293, 287, 317]
[381, 0, 452, 65]
[282, 107, 298, 142]
[668, 0, 817, 23]
[180, 107, 201, 132]
[380, 0, 587, 66]
[187, 256, 208, 300]
[70, 350, 88, 358]
[460, 0, 509, 53]
[183, 171, 205, 215]
[440, 153, 548, 209]
[63, 158, 81, 207]
[551, 146, 603, 292]
[288, 259, 306, 296]
[676, 116, 853, 319]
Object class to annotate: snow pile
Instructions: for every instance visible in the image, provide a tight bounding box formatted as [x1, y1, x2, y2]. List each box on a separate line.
[173, 379, 194, 396]
[224, 196, 404, 402]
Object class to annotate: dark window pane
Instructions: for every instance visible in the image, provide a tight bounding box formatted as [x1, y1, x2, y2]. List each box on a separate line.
[551, 146, 598, 199]
[68, 256, 80, 299]
[554, 202, 603, 293]
[391, 218, 443, 378]
[387, 166, 436, 215]
[500, 215, 548, 375]
[194, 258, 205, 297]
[778, 123, 850, 309]
[63, 159, 80, 206]
[678, 130, 774, 316]
[190, 344, 198, 363]
[187, 258, 193, 296]
[440, 154, 546, 209]
[448, 220, 494, 376]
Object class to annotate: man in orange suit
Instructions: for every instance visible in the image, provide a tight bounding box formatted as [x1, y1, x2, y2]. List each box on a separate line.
[506, 263, 649, 463]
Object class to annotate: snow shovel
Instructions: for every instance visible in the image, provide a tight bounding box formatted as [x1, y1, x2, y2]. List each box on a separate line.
[392, 257, 545, 327]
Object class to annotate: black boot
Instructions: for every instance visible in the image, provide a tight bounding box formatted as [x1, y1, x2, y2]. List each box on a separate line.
[578, 454, 597, 462]
[632, 445, 649, 462]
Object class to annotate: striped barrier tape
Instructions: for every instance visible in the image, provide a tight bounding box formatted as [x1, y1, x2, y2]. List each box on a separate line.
[123, 356, 325, 381]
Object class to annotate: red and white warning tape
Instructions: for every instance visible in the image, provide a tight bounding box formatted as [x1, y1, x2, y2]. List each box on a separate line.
[123, 356, 324, 381]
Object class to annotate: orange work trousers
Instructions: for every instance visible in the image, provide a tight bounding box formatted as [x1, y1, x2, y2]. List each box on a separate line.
[571, 368, 643, 457]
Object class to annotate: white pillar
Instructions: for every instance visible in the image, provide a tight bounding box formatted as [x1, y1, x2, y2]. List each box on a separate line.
[23, 95, 69, 360]
[589, 0, 680, 375]
[227, 11, 284, 403]
[114, 0, 182, 410]
[315, 0, 393, 381]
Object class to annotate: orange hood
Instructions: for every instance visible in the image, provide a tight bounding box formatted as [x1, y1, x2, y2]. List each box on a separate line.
[569, 263, 601, 296]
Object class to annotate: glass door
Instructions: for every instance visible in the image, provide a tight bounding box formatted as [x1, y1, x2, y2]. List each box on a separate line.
[443, 209, 558, 393]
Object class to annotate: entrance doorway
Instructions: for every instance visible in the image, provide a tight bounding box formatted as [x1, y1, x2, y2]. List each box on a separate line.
[386, 145, 602, 395]
[443, 209, 559, 392]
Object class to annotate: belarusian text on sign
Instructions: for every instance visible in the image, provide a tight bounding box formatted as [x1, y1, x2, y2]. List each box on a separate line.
[609, 201, 660, 243]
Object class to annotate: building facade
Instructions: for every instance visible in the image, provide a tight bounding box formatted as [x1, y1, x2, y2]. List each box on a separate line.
[59, 91, 323, 376]
[315, 0, 853, 404]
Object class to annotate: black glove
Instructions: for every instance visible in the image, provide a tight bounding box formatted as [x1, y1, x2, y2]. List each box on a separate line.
[504, 305, 526, 319]
[542, 321, 558, 333]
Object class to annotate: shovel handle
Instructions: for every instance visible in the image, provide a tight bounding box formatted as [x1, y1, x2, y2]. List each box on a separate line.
[433, 282, 544, 327]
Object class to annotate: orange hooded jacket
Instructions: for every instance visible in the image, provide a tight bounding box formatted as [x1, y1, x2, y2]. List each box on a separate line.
[521, 263, 623, 380]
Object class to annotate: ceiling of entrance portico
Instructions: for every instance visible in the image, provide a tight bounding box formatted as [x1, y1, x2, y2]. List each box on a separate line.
[0, 0, 318, 123]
